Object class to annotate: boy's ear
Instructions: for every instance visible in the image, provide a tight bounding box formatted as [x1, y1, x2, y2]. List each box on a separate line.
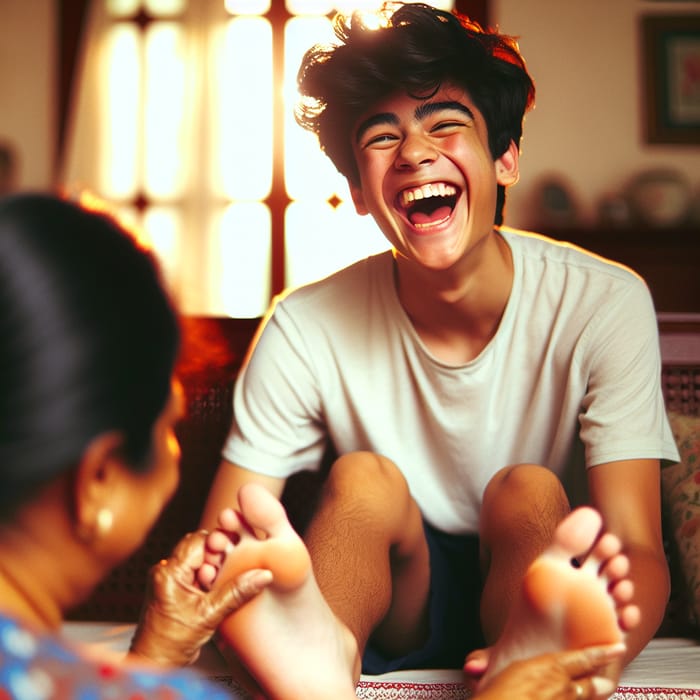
[495, 140, 520, 187]
[73, 431, 125, 536]
[348, 180, 369, 216]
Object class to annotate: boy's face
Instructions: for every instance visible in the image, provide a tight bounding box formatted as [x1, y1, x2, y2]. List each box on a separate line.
[349, 84, 518, 272]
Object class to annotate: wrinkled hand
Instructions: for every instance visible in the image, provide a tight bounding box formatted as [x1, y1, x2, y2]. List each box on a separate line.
[129, 528, 272, 667]
[475, 645, 625, 700]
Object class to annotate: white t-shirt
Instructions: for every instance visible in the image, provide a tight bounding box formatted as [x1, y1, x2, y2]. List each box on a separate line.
[223, 228, 679, 533]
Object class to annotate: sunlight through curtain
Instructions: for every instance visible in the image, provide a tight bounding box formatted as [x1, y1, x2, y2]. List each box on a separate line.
[59, 1, 455, 317]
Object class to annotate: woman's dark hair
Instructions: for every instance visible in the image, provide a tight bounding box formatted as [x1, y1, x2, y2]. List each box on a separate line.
[0, 193, 180, 515]
[295, 2, 535, 225]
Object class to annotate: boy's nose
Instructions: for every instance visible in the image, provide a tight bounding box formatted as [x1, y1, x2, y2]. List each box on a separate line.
[394, 133, 438, 170]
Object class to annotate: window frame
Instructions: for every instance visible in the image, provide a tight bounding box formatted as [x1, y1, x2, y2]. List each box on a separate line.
[56, 0, 489, 301]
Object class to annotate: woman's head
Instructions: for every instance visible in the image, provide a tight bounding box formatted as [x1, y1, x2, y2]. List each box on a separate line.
[0, 193, 180, 518]
[295, 2, 535, 225]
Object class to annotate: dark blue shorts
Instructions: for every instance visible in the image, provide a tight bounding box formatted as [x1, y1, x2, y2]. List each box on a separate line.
[361, 521, 485, 674]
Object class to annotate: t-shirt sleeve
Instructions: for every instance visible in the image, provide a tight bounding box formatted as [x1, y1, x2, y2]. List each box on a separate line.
[221, 301, 328, 477]
[578, 276, 679, 467]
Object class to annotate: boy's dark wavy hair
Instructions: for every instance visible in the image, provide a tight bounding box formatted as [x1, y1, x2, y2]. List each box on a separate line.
[295, 2, 535, 225]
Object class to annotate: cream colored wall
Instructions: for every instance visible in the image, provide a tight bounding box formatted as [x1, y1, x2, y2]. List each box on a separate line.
[493, 0, 700, 229]
[0, 0, 55, 190]
[1, 1, 698, 225]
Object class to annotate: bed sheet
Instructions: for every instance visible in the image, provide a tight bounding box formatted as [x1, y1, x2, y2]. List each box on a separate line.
[63, 623, 700, 699]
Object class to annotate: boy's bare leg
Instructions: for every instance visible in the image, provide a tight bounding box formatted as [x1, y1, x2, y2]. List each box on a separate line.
[209, 483, 360, 700]
[303, 451, 432, 663]
[477, 505, 639, 690]
[479, 464, 571, 642]
[468, 465, 640, 689]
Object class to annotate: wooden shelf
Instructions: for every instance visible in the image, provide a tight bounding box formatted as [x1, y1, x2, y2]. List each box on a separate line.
[542, 226, 700, 313]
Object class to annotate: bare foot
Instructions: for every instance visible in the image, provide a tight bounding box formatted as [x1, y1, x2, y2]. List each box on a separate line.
[208, 483, 360, 700]
[476, 507, 639, 688]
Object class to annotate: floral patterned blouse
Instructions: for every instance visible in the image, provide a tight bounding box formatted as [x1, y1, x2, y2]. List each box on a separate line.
[0, 612, 236, 700]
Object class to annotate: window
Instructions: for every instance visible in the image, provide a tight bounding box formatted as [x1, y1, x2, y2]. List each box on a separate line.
[59, 0, 481, 317]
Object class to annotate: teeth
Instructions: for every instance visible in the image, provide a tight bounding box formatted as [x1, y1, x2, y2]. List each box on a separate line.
[400, 183, 457, 207]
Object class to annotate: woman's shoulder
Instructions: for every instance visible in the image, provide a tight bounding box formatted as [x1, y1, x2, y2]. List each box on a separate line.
[0, 613, 232, 700]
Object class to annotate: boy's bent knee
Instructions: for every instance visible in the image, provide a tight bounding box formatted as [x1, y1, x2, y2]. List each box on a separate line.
[327, 451, 408, 499]
[322, 451, 418, 528]
[484, 463, 564, 501]
[481, 463, 569, 534]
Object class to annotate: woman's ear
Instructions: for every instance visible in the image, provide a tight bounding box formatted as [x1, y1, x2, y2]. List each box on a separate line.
[73, 431, 125, 543]
[495, 140, 520, 187]
[348, 180, 369, 216]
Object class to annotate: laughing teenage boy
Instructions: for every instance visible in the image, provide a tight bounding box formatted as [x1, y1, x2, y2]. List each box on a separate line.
[200, 2, 678, 691]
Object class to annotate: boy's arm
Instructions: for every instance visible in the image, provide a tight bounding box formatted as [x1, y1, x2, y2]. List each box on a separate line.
[588, 458, 670, 666]
[199, 458, 286, 530]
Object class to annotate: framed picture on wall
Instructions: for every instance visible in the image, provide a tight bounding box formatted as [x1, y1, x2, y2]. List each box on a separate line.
[642, 14, 700, 144]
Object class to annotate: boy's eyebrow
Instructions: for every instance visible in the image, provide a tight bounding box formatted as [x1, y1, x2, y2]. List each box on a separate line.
[415, 100, 474, 121]
[355, 113, 399, 144]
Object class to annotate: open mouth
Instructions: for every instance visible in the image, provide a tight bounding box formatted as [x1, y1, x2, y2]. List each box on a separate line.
[398, 182, 459, 229]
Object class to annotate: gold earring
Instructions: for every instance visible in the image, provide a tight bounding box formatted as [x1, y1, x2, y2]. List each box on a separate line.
[96, 508, 113, 538]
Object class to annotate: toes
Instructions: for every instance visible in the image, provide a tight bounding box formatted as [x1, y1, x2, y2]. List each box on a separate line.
[238, 483, 293, 538]
[579, 531, 625, 579]
[463, 647, 490, 678]
[585, 532, 622, 569]
[209, 529, 236, 552]
[599, 552, 630, 583]
[551, 507, 603, 560]
[217, 507, 243, 530]
[619, 603, 641, 632]
[198, 561, 218, 589]
[609, 577, 634, 605]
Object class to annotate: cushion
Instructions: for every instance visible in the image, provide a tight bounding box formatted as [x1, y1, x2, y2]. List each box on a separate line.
[662, 411, 700, 629]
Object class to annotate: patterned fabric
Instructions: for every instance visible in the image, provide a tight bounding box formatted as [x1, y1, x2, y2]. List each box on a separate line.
[0, 612, 234, 700]
[355, 680, 700, 700]
[663, 412, 700, 629]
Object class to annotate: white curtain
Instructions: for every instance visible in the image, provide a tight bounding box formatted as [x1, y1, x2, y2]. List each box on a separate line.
[58, 1, 397, 317]
[59, 0, 267, 316]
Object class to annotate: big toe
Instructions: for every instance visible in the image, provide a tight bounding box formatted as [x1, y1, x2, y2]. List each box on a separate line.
[238, 482, 294, 538]
[236, 483, 311, 590]
[550, 507, 603, 561]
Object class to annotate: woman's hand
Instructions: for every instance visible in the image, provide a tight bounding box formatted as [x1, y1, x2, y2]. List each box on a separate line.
[129, 527, 272, 667]
[475, 644, 625, 700]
